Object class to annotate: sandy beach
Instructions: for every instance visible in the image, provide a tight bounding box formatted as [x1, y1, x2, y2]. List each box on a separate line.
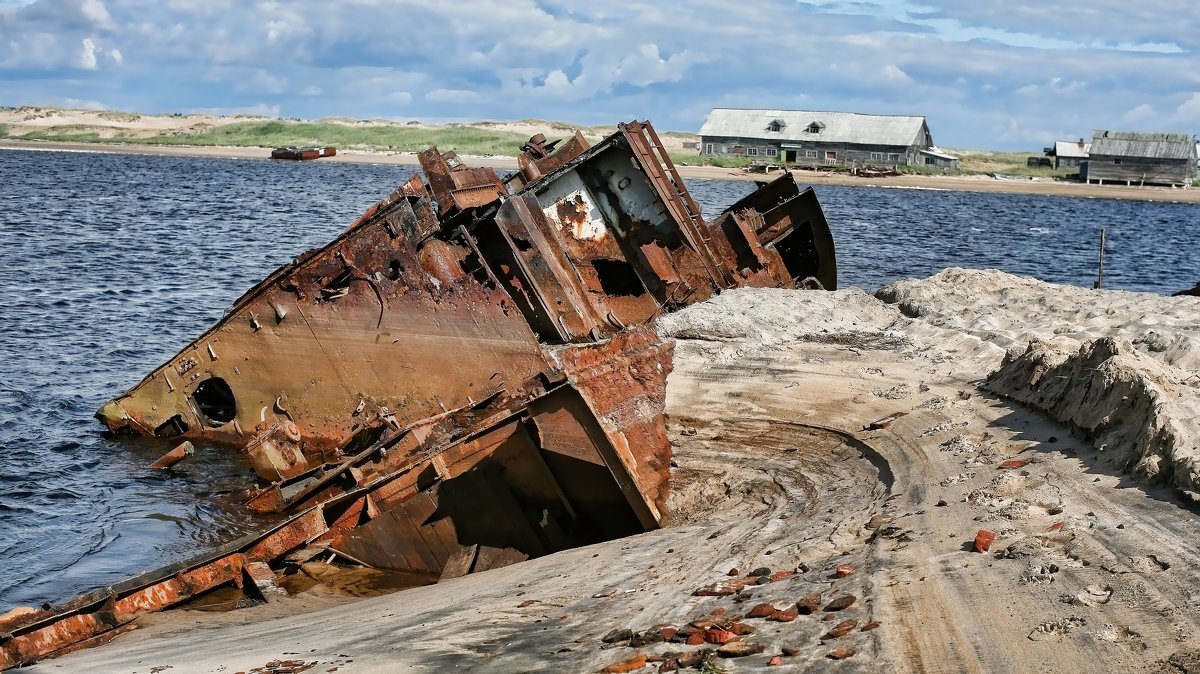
[4, 138, 1200, 204]
[26, 269, 1200, 673]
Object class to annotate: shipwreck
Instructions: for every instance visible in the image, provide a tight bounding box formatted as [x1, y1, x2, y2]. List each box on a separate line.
[1, 121, 835, 668]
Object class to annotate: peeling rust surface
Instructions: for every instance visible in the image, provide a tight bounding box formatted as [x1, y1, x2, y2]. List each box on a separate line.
[5, 120, 838, 670]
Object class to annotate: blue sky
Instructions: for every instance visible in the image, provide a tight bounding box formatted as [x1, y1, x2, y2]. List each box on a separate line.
[1, 0, 1197, 149]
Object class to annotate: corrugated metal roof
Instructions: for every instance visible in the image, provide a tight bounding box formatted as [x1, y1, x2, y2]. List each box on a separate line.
[1054, 140, 1089, 158]
[1090, 130, 1195, 160]
[698, 108, 927, 147]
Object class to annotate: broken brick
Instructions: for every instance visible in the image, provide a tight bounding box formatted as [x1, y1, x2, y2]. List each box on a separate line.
[1048, 522, 1065, 532]
[602, 628, 633, 644]
[998, 458, 1030, 470]
[769, 607, 799, 623]
[796, 593, 822, 614]
[729, 622, 755, 636]
[769, 656, 783, 666]
[782, 646, 802, 657]
[770, 570, 795, 582]
[862, 621, 881, 631]
[835, 564, 856, 578]
[601, 654, 647, 673]
[716, 641, 764, 658]
[685, 633, 704, 646]
[827, 648, 857, 660]
[824, 619, 858, 639]
[974, 529, 996, 553]
[704, 629, 737, 645]
[824, 595, 857, 612]
[748, 603, 777, 619]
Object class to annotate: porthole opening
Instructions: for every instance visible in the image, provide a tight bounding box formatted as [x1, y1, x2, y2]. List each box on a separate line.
[193, 377, 237, 425]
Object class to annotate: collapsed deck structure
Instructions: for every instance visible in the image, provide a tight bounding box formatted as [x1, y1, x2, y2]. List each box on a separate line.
[1, 121, 835, 668]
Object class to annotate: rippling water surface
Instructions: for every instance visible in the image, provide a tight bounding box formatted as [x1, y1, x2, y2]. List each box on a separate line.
[1, 149, 1198, 610]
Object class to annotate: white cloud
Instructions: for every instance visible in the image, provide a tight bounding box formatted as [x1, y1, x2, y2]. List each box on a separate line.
[299, 85, 322, 96]
[880, 64, 913, 85]
[78, 37, 97, 69]
[249, 69, 287, 94]
[1121, 103, 1157, 125]
[109, 47, 121, 64]
[1170, 93, 1200, 126]
[80, 0, 112, 29]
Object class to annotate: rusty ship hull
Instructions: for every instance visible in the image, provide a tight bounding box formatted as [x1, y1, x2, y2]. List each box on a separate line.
[0, 121, 836, 669]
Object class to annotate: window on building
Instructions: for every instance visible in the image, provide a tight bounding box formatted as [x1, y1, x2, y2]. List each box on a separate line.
[888, 153, 901, 162]
[825, 151, 837, 160]
[1113, 158, 1122, 165]
[766, 119, 786, 132]
[870, 152, 884, 161]
[705, 143, 714, 155]
[805, 121, 825, 134]
[766, 148, 778, 157]
[804, 150, 818, 158]
[747, 147, 759, 156]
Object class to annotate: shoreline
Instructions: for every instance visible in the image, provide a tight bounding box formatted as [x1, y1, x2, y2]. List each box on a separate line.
[5, 138, 1200, 204]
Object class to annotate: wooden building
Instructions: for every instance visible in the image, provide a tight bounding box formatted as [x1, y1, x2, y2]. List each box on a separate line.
[697, 108, 957, 169]
[1082, 130, 1196, 187]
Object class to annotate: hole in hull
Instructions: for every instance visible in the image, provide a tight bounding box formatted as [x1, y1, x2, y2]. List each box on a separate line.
[193, 378, 237, 425]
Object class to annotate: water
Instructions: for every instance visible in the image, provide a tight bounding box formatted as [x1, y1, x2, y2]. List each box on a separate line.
[0, 150, 1198, 611]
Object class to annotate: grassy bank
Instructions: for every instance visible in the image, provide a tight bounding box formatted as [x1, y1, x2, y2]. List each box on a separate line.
[12, 120, 539, 157]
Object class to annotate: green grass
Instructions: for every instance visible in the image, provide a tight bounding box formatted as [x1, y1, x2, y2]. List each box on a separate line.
[0, 124, 8, 139]
[14, 120, 538, 156]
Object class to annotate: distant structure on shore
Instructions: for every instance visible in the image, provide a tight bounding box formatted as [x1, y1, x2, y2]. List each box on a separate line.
[697, 108, 958, 170]
[1043, 138, 1090, 169]
[1080, 130, 1197, 187]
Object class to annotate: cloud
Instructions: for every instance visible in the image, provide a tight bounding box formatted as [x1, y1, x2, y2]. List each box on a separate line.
[0, 0, 1196, 148]
[78, 37, 97, 69]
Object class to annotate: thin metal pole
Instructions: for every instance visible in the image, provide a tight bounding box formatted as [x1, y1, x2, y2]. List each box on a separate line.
[1094, 227, 1106, 289]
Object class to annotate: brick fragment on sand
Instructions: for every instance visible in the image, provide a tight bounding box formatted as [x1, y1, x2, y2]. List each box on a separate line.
[602, 654, 647, 673]
[658, 659, 678, 673]
[769, 656, 783, 666]
[685, 633, 705, 646]
[824, 619, 859, 639]
[716, 641, 765, 658]
[693, 579, 749, 596]
[770, 570, 795, 582]
[827, 647, 856, 660]
[768, 606, 799, 622]
[1048, 522, 1065, 532]
[781, 646, 801, 657]
[729, 622, 755, 636]
[657, 627, 677, 641]
[796, 593, 822, 614]
[862, 620, 881, 631]
[748, 603, 777, 618]
[835, 564, 856, 578]
[974, 529, 996, 553]
[602, 628, 633, 644]
[999, 458, 1030, 469]
[824, 595, 857, 612]
[705, 629, 737, 644]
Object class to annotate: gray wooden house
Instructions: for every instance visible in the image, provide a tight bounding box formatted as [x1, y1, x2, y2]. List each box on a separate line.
[1082, 130, 1196, 187]
[697, 108, 957, 169]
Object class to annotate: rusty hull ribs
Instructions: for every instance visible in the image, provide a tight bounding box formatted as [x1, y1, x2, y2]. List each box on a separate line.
[3, 120, 836, 669]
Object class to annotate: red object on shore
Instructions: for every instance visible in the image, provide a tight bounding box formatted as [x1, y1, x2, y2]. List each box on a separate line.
[974, 529, 996, 553]
[998, 458, 1030, 469]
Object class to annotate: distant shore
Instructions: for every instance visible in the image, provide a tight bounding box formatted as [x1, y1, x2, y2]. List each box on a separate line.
[5, 138, 1200, 204]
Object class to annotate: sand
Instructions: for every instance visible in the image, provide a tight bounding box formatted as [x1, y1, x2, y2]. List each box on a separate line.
[30, 269, 1200, 673]
[4, 108, 1200, 203]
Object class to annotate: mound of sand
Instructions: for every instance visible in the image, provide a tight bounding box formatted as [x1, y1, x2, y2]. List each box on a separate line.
[987, 337, 1200, 501]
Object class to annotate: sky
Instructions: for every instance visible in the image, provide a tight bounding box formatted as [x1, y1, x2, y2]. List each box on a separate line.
[0, 0, 1197, 150]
